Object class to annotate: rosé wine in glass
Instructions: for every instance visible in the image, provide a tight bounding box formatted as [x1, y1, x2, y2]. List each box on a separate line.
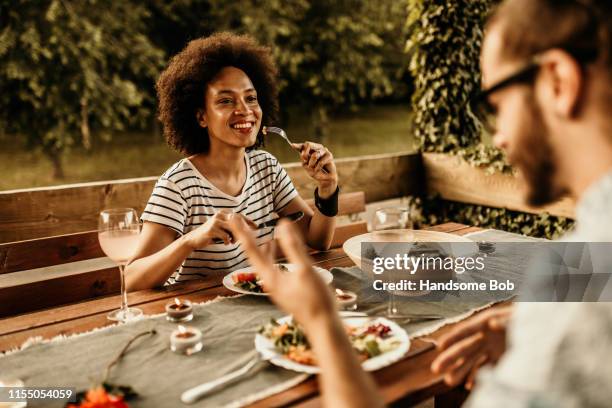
[98, 230, 140, 264]
[99, 208, 143, 322]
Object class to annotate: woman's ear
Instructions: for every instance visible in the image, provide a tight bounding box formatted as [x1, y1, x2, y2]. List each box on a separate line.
[196, 109, 207, 128]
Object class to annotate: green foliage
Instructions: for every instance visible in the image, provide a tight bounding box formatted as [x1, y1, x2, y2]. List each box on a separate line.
[158, 0, 409, 135]
[406, 0, 511, 172]
[0, 0, 165, 176]
[0, 0, 411, 178]
[207, 0, 408, 108]
[406, 0, 491, 153]
[407, 196, 575, 240]
[406, 0, 572, 237]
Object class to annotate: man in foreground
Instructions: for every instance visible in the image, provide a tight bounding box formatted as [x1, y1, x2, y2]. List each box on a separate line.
[431, 1, 612, 405]
[230, 0, 612, 406]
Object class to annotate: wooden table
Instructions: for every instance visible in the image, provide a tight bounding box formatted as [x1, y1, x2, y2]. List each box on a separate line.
[0, 223, 497, 407]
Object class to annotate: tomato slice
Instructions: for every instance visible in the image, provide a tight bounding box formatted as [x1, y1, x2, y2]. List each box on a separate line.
[232, 272, 257, 283]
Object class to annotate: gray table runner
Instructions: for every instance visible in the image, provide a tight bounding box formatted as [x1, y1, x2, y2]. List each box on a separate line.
[0, 229, 537, 408]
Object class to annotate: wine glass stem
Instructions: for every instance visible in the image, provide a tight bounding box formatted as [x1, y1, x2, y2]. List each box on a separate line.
[388, 291, 397, 316]
[119, 263, 129, 312]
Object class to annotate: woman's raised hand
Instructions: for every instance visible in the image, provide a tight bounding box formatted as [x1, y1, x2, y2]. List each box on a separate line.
[291, 142, 338, 196]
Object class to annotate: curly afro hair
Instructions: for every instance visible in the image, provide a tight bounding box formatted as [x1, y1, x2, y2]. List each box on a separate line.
[156, 32, 279, 155]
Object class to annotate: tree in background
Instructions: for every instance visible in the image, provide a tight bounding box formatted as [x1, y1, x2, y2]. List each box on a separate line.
[166, 0, 409, 137]
[0, 0, 165, 178]
[0, 0, 408, 179]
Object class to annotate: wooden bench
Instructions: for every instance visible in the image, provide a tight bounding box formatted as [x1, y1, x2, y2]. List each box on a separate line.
[0, 192, 367, 317]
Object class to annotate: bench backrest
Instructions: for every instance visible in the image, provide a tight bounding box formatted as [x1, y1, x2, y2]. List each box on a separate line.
[0, 192, 367, 317]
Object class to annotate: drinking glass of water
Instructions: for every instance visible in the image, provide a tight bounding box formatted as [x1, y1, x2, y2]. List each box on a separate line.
[98, 208, 143, 322]
[372, 207, 411, 318]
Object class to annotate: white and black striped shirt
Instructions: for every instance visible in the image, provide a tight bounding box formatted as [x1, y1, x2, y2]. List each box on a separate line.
[141, 150, 298, 284]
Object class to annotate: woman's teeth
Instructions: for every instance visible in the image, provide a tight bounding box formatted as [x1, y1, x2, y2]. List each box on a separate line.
[232, 123, 252, 129]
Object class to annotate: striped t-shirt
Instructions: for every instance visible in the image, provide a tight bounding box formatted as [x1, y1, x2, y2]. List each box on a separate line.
[141, 150, 298, 284]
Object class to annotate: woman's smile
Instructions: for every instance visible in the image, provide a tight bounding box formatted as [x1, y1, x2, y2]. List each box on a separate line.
[230, 120, 257, 136]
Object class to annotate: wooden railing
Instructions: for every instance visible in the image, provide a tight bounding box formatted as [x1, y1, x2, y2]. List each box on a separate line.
[422, 154, 575, 218]
[0, 151, 422, 243]
[0, 151, 575, 243]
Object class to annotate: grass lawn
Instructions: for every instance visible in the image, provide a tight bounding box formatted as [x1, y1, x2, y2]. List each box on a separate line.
[0, 104, 416, 191]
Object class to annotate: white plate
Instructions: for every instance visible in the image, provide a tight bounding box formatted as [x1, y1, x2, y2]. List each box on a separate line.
[343, 229, 478, 272]
[222, 263, 333, 296]
[254, 313, 410, 374]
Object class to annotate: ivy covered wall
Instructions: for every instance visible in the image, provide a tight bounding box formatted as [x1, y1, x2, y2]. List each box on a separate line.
[405, 0, 574, 238]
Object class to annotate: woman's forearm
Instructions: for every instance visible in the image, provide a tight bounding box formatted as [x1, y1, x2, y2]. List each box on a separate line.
[125, 235, 194, 291]
[305, 183, 337, 250]
[306, 315, 384, 408]
[306, 210, 336, 250]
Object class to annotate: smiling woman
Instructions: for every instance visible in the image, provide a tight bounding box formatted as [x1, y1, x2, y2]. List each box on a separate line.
[124, 33, 338, 291]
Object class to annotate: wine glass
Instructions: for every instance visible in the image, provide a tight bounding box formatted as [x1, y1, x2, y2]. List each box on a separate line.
[98, 208, 143, 322]
[371, 207, 411, 319]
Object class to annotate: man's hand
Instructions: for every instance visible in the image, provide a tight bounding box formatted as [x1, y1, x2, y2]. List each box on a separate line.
[431, 306, 512, 389]
[228, 216, 336, 326]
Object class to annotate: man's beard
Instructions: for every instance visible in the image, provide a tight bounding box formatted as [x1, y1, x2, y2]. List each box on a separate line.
[512, 99, 566, 207]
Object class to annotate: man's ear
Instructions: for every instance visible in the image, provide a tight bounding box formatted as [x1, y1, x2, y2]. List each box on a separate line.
[196, 109, 207, 128]
[539, 49, 583, 118]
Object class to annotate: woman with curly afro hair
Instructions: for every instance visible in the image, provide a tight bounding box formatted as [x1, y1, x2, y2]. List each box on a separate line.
[125, 32, 339, 291]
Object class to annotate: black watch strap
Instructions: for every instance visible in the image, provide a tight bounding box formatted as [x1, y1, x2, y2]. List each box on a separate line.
[314, 186, 339, 217]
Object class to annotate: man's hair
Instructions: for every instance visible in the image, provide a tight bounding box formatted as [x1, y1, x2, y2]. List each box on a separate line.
[156, 32, 279, 155]
[490, 0, 611, 68]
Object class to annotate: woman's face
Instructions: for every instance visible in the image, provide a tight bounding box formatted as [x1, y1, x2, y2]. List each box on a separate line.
[198, 66, 262, 150]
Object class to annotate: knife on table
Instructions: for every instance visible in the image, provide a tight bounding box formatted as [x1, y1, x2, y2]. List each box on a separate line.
[212, 211, 304, 244]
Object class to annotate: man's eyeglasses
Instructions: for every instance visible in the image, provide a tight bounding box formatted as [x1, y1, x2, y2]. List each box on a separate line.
[470, 61, 540, 134]
[471, 0, 603, 134]
[471, 45, 598, 134]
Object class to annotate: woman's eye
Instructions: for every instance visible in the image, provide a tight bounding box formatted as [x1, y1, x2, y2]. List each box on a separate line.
[218, 98, 233, 105]
[246, 95, 258, 103]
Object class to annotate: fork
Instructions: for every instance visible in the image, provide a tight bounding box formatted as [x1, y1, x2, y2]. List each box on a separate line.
[264, 126, 329, 174]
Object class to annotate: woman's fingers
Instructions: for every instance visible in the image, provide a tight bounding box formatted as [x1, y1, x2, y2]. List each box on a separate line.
[215, 209, 232, 221]
[307, 150, 320, 168]
[214, 219, 234, 244]
[233, 213, 257, 230]
[314, 151, 332, 174]
[299, 143, 311, 162]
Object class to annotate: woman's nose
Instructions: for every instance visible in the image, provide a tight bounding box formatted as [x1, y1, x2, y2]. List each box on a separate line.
[233, 99, 252, 115]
